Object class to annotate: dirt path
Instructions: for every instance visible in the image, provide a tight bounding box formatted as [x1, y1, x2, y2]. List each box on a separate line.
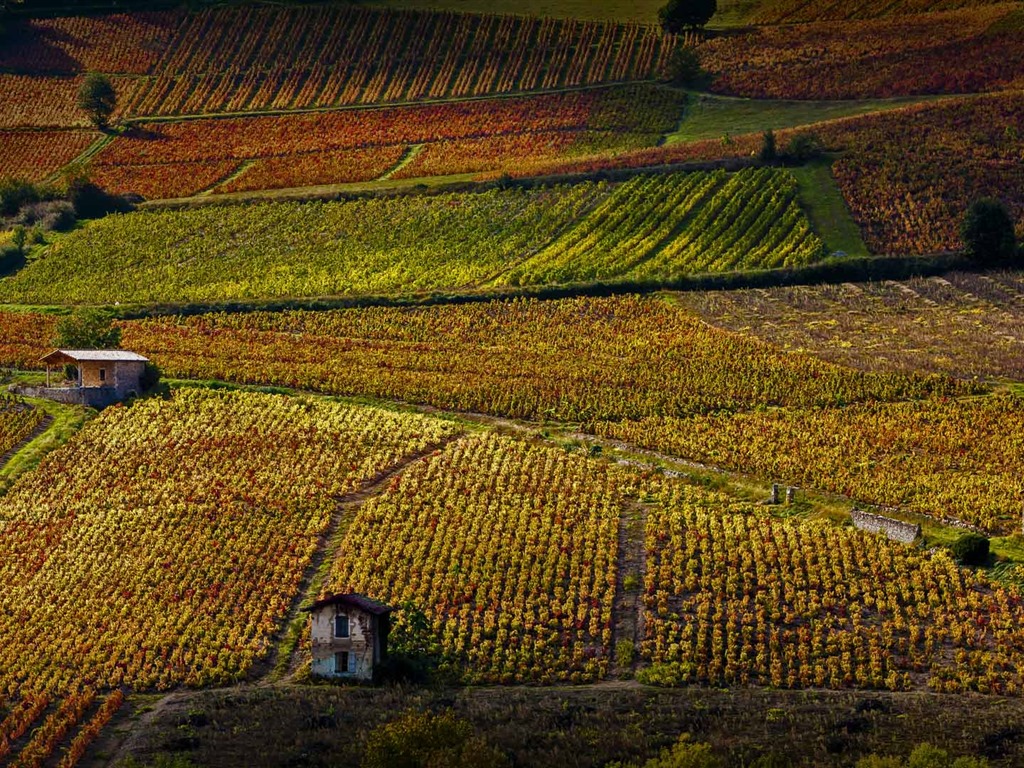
[0, 413, 52, 473]
[256, 432, 466, 683]
[609, 500, 648, 679]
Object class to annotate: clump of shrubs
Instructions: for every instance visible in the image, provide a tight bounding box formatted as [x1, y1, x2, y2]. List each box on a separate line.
[950, 532, 990, 566]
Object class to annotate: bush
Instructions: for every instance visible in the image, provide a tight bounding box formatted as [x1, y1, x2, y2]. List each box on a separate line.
[950, 533, 990, 566]
[66, 176, 133, 220]
[18, 200, 76, 232]
[784, 133, 824, 164]
[0, 178, 40, 218]
[665, 46, 706, 87]
[140, 362, 162, 392]
[607, 734, 723, 768]
[759, 130, 778, 163]
[960, 198, 1018, 266]
[362, 710, 510, 768]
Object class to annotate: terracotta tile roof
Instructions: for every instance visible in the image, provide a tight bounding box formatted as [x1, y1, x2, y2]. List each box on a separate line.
[303, 593, 393, 615]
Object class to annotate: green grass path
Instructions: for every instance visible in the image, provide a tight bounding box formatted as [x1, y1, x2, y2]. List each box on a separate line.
[790, 160, 869, 258]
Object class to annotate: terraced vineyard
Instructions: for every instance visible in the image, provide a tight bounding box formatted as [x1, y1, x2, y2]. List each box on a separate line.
[642, 482, 1024, 694]
[0, 397, 43, 458]
[123, 6, 682, 116]
[701, 5, 1024, 100]
[595, 394, 1024, 534]
[0, 170, 826, 303]
[749, 0, 1017, 23]
[0, 389, 459, 695]
[111, 296, 971, 422]
[680, 272, 1024, 380]
[84, 85, 682, 199]
[328, 433, 627, 683]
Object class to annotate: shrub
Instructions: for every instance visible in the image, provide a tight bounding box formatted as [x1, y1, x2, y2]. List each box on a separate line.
[759, 130, 778, 163]
[362, 710, 510, 768]
[784, 133, 824, 164]
[666, 46, 706, 88]
[0, 178, 40, 218]
[18, 200, 76, 232]
[950, 533, 990, 566]
[66, 176, 133, 220]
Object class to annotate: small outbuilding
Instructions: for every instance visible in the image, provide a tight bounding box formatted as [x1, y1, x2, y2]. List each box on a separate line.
[304, 593, 392, 681]
[14, 349, 150, 407]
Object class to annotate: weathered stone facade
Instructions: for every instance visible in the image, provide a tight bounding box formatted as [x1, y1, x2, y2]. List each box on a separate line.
[851, 509, 921, 545]
[306, 594, 391, 681]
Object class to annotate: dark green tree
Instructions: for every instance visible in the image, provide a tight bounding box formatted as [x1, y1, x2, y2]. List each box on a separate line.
[77, 73, 117, 129]
[659, 0, 718, 33]
[665, 46, 706, 87]
[759, 129, 778, 163]
[53, 307, 122, 350]
[960, 198, 1018, 266]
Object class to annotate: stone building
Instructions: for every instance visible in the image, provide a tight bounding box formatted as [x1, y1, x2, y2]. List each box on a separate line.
[305, 593, 392, 681]
[15, 350, 150, 408]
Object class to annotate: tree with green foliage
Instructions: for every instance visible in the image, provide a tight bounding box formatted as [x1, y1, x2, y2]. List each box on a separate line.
[362, 710, 509, 768]
[53, 307, 122, 350]
[77, 73, 116, 129]
[659, 0, 717, 33]
[666, 46, 706, 87]
[960, 198, 1018, 266]
[759, 130, 778, 163]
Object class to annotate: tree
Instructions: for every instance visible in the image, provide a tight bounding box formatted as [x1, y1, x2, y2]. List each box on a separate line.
[759, 130, 778, 163]
[77, 73, 116, 129]
[665, 46, 706, 87]
[950, 533, 989, 566]
[53, 307, 122, 350]
[960, 198, 1018, 266]
[659, 0, 717, 33]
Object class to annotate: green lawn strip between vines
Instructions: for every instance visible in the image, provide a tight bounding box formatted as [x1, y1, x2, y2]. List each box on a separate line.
[665, 93, 943, 145]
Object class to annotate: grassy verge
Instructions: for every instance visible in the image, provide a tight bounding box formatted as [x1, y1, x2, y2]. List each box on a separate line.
[0, 386, 94, 494]
[665, 93, 938, 145]
[790, 159, 870, 258]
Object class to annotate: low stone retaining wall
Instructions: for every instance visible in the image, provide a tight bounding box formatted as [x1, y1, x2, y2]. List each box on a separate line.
[11, 385, 123, 408]
[851, 508, 921, 544]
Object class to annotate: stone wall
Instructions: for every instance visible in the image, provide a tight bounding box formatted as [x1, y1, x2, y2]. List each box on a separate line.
[851, 509, 921, 545]
[12, 385, 124, 409]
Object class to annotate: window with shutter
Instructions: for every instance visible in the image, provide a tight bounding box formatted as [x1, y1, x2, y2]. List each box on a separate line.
[334, 614, 349, 638]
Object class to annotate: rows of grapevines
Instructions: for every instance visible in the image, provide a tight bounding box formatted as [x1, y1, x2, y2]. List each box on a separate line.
[750, 0, 1014, 23]
[0, 312, 57, 369]
[679, 273, 1024, 381]
[216, 145, 409, 195]
[0, 75, 139, 130]
[388, 130, 655, 182]
[328, 433, 628, 683]
[814, 92, 1024, 254]
[87, 85, 681, 199]
[0, 388, 460, 695]
[700, 6, 1024, 100]
[0, 686, 125, 768]
[0, 397, 44, 460]
[0, 184, 606, 304]
[124, 6, 680, 117]
[0, 130, 99, 184]
[642, 483, 1024, 695]
[0, 12, 179, 74]
[118, 297, 974, 424]
[593, 394, 1024, 534]
[498, 168, 824, 286]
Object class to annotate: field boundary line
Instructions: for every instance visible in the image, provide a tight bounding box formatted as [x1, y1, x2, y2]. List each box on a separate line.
[377, 143, 423, 181]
